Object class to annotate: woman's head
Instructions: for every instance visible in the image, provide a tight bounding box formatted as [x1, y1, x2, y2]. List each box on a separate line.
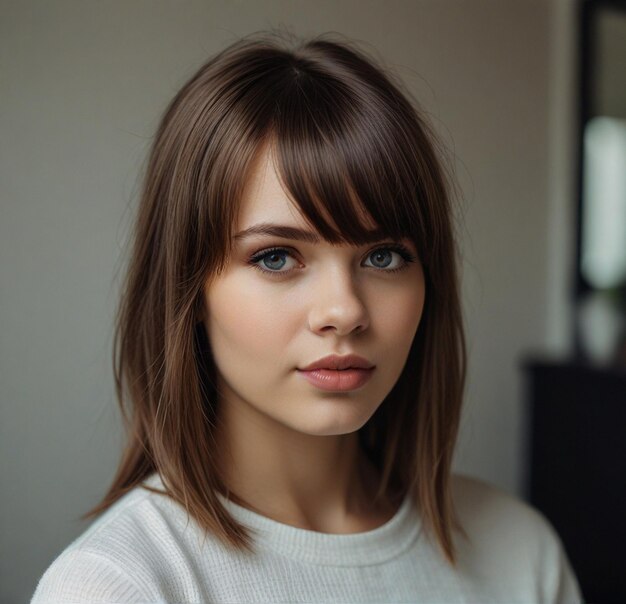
[84, 30, 466, 564]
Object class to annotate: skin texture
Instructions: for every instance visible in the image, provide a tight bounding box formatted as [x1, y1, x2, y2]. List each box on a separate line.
[200, 144, 426, 533]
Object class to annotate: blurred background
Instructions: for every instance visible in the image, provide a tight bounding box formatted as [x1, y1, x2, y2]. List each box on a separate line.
[1, 0, 625, 602]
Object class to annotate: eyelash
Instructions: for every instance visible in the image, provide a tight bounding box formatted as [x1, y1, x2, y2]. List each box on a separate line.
[247, 243, 417, 278]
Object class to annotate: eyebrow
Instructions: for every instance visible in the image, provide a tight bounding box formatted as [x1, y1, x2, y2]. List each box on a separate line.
[234, 223, 390, 244]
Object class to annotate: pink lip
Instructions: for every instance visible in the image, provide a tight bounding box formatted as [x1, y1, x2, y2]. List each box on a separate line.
[297, 367, 375, 392]
[299, 353, 375, 371]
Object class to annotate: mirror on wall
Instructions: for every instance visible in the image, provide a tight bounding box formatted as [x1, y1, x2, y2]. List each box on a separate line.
[575, 0, 626, 365]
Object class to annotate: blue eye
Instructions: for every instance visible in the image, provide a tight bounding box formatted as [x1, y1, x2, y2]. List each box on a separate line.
[365, 245, 417, 271]
[367, 249, 395, 269]
[255, 249, 294, 272]
[247, 244, 417, 277]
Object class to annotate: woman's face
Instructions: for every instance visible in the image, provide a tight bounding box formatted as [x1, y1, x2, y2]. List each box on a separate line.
[201, 147, 426, 437]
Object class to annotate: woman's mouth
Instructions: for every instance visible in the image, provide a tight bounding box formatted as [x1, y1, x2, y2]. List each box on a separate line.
[296, 367, 375, 392]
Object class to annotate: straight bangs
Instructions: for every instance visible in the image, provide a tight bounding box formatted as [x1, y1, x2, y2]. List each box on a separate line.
[267, 64, 432, 262]
[203, 35, 446, 284]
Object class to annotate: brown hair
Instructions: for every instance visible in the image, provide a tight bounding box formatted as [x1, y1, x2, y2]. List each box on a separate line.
[82, 29, 467, 564]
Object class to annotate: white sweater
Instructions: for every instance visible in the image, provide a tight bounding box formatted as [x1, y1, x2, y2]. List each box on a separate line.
[31, 472, 582, 603]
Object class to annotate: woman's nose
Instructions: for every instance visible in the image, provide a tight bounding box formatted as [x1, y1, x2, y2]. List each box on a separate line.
[306, 267, 370, 336]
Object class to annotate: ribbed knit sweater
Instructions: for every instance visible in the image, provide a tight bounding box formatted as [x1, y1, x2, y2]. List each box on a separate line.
[31, 472, 582, 603]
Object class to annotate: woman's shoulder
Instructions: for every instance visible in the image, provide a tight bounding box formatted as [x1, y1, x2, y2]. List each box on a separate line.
[30, 547, 150, 603]
[449, 472, 566, 559]
[448, 473, 582, 603]
[450, 472, 550, 534]
[31, 474, 185, 603]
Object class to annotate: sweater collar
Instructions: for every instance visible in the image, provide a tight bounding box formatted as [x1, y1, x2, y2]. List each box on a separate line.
[215, 489, 421, 566]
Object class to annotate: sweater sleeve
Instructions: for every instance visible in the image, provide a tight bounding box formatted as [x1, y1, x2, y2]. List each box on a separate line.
[532, 513, 583, 604]
[554, 549, 584, 604]
[30, 548, 155, 604]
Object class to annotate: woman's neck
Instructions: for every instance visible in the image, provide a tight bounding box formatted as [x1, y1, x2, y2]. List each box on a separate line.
[214, 402, 400, 533]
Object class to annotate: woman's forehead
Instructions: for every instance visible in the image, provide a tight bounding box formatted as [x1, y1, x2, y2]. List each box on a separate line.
[235, 144, 379, 238]
[236, 145, 313, 228]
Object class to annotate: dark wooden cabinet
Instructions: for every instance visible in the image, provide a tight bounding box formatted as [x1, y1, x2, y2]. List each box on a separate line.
[523, 359, 626, 603]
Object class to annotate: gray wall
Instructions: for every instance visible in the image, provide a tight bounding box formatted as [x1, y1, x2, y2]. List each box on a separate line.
[0, 1, 576, 601]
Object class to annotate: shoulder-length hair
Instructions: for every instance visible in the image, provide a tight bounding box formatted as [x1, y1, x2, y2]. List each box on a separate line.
[83, 30, 467, 565]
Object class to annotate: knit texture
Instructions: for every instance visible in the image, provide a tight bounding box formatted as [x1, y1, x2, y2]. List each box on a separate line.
[31, 472, 582, 603]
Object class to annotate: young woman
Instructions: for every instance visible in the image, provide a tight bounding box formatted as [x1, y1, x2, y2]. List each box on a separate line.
[32, 31, 582, 603]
